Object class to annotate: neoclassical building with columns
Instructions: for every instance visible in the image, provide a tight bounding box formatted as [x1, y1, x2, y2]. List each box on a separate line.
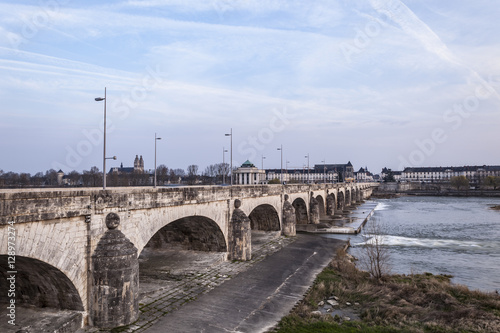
[234, 160, 266, 185]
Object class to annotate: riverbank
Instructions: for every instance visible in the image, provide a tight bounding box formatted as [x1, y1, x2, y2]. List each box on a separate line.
[274, 248, 500, 333]
[374, 182, 500, 197]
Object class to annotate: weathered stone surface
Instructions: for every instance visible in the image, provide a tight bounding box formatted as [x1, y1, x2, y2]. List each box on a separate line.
[0, 183, 375, 329]
[282, 194, 296, 236]
[249, 204, 280, 231]
[228, 199, 251, 261]
[326, 193, 335, 216]
[91, 219, 139, 328]
[327, 299, 339, 306]
[145, 216, 227, 252]
[309, 193, 320, 224]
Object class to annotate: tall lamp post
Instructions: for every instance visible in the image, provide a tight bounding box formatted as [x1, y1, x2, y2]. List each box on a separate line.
[95, 87, 116, 190]
[277, 145, 283, 184]
[223, 147, 228, 184]
[321, 159, 326, 184]
[154, 133, 162, 188]
[305, 153, 310, 184]
[225, 129, 232, 185]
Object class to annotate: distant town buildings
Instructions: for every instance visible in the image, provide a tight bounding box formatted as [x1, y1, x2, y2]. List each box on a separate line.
[110, 155, 145, 174]
[381, 165, 500, 183]
[235, 161, 358, 184]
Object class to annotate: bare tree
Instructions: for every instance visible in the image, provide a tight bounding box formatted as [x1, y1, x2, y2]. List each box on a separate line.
[169, 169, 185, 184]
[82, 167, 102, 187]
[156, 164, 169, 185]
[68, 170, 81, 186]
[19, 173, 31, 186]
[31, 172, 44, 186]
[187, 164, 199, 185]
[216, 162, 230, 184]
[360, 218, 391, 280]
[44, 169, 58, 186]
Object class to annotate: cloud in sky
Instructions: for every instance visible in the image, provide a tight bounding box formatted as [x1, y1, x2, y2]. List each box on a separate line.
[1, 0, 499, 174]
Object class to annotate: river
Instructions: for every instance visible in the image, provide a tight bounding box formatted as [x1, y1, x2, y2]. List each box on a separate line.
[326, 196, 500, 292]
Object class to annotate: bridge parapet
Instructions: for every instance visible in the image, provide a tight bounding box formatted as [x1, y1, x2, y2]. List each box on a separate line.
[0, 183, 376, 225]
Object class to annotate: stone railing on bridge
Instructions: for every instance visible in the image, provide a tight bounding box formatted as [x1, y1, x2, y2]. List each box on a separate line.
[0, 183, 371, 225]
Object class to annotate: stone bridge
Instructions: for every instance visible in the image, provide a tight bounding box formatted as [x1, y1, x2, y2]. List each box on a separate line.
[0, 183, 375, 329]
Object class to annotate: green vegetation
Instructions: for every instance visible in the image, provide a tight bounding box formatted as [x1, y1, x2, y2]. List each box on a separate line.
[450, 175, 469, 190]
[268, 178, 281, 184]
[276, 249, 500, 333]
[484, 176, 500, 190]
[383, 170, 395, 183]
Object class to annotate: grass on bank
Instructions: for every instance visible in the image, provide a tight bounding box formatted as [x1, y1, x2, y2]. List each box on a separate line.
[275, 248, 500, 333]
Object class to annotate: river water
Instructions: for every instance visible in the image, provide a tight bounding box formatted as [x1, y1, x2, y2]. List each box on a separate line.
[326, 196, 500, 292]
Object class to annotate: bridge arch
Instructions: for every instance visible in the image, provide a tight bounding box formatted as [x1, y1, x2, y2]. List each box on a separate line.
[316, 195, 326, 218]
[0, 255, 84, 311]
[143, 215, 227, 252]
[248, 204, 280, 231]
[337, 191, 345, 211]
[345, 189, 351, 206]
[292, 197, 308, 224]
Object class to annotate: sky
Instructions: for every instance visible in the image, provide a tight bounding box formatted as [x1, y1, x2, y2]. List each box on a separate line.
[1, 0, 499, 175]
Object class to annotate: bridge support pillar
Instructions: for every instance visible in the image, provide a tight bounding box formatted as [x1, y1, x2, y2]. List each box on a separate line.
[309, 193, 320, 224]
[91, 213, 139, 328]
[282, 194, 296, 236]
[326, 193, 334, 216]
[229, 199, 252, 261]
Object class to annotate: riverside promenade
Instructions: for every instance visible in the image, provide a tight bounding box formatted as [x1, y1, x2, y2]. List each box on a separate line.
[144, 233, 346, 333]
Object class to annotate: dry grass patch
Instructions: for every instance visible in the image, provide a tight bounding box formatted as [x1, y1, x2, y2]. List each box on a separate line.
[276, 248, 500, 333]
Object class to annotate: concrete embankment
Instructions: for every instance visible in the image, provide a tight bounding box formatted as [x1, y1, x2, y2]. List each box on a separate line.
[375, 182, 500, 197]
[296, 201, 378, 234]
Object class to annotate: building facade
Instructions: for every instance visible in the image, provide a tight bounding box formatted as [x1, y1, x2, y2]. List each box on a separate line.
[110, 155, 145, 174]
[401, 165, 500, 183]
[265, 168, 338, 184]
[234, 160, 266, 185]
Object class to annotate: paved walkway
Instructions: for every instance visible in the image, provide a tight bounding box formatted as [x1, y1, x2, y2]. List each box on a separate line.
[144, 234, 346, 333]
[80, 233, 296, 333]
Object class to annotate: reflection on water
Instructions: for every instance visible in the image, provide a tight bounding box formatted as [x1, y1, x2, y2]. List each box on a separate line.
[325, 196, 500, 292]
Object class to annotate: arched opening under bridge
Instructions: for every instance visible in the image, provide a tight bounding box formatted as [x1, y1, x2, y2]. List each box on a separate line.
[138, 216, 227, 304]
[0, 255, 84, 331]
[292, 197, 308, 224]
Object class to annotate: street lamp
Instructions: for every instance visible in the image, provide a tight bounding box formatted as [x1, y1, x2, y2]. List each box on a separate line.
[321, 159, 326, 184]
[286, 160, 290, 182]
[223, 147, 228, 184]
[277, 145, 283, 184]
[225, 129, 232, 185]
[305, 153, 310, 184]
[154, 133, 162, 188]
[261, 155, 266, 170]
[95, 87, 114, 190]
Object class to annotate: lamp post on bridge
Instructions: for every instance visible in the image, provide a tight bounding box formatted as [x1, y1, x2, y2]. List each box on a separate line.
[154, 133, 162, 188]
[225, 129, 232, 186]
[305, 153, 310, 184]
[322, 159, 326, 184]
[95, 87, 116, 190]
[277, 145, 283, 184]
[223, 147, 228, 184]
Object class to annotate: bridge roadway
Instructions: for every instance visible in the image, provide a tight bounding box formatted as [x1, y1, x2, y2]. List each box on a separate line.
[0, 183, 375, 330]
